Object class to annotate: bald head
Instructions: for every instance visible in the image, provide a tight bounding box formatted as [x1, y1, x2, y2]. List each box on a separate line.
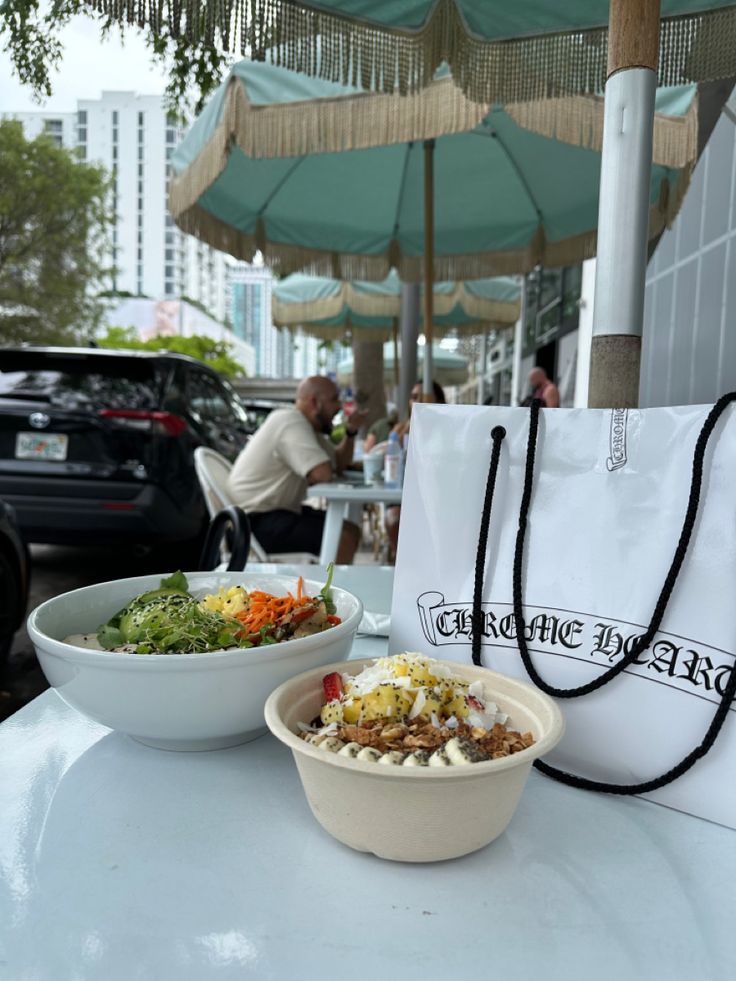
[296, 375, 341, 434]
[528, 367, 548, 389]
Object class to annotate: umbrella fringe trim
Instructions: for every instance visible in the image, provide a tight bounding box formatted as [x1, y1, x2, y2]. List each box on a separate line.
[171, 159, 692, 282]
[507, 91, 699, 170]
[86, 0, 736, 103]
[272, 282, 520, 324]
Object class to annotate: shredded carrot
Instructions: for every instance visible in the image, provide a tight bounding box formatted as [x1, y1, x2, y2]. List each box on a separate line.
[233, 584, 318, 638]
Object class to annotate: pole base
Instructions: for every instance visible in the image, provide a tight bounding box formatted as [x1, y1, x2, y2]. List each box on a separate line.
[588, 335, 641, 408]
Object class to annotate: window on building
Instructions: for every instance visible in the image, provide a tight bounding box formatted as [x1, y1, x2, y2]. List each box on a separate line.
[77, 110, 87, 124]
[138, 164, 143, 178]
[165, 265, 174, 278]
[43, 119, 64, 147]
[77, 127, 87, 143]
[166, 127, 176, 143]
[165, 249, 174, 261]
[138, 146, 144, 160]
[112, 111, 118, 124]
[164, 282, 174, 296]
[112, 127, 118, 143]
[138, 111, 144, 126]
[112, 146, 118, 161]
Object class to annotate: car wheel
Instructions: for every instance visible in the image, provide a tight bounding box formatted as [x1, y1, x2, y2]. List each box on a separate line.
[0, 550, 21, 663]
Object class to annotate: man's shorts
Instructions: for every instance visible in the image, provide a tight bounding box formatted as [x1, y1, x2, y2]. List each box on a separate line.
[248, 506, 326, 555]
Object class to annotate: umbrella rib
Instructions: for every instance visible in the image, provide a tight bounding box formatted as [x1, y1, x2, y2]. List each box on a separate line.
[392, 142, 413, 238]
[475, 127, 543, 224]
[256, 157, 307, 216]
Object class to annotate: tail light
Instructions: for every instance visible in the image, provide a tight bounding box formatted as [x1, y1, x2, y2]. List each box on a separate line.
[98, 409, 188, 436]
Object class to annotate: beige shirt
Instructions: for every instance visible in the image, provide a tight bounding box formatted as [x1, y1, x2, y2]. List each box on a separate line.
[227, 407, 336, 514]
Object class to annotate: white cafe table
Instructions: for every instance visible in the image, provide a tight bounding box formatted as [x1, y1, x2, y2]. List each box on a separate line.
[309, 478, 402, 565]
[1, 623, 734, 978]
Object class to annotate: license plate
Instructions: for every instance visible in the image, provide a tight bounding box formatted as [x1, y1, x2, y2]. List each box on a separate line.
[15, 432, 69, 461]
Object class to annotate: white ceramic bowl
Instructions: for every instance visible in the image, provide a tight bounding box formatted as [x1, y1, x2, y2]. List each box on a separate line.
[28, 571, 363, 751]
[265, 657, 565, 862]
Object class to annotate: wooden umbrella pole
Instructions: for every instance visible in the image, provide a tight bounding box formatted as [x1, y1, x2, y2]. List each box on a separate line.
[422, 139, 435, 401]
[588, 0, 661, 408]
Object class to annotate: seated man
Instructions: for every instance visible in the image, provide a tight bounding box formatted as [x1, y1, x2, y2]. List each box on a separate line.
[227, 376, 366, 563]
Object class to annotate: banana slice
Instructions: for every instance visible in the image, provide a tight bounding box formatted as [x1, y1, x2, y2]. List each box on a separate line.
[378, 751, 407, 766]
[356, 747, 383, 762]
[402, 751, 430, 767]
[316, 737, 345, 753]
[428, 746, 452, 766]
[445, 737, 488, 765]
[337, 742, 362, 758]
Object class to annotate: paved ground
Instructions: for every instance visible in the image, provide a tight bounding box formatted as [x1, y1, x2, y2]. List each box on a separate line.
[0, 543, 180, 723]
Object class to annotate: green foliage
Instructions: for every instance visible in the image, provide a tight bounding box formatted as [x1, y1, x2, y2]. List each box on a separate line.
[0, 1, 227, 116]
[0, 119, 112, 345]
[96, 326, 245, 378]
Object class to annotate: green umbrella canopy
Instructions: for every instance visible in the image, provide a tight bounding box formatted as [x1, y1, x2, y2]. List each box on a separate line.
[272, 271, 521, 340]
[337, 343, 470, 388]
[87, 1, 736, 104]
[170, 60, 697, 281]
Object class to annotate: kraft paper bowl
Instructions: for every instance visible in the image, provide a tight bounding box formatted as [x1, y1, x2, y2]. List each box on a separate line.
[264, 657, 565, 862]
[28, 571, 362, 751]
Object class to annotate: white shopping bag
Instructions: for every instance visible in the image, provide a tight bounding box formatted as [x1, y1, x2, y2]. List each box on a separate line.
[389, 398, 736, 828]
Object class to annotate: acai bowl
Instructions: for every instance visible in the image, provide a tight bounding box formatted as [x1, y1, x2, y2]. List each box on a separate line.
[265, 653, 564, 862]
[28, 569, 363, 751]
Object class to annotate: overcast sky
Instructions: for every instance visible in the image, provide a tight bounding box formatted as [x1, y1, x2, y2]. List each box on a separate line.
[1, 15, 174, 113]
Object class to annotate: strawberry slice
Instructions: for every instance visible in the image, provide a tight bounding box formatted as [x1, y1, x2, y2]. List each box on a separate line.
[467, 694, 485, 712]
[322, 671, 344, 703]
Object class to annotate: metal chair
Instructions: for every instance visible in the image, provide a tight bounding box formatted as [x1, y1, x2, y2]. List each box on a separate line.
[198, 506, 251, 571]
[193, 446, 318, 566]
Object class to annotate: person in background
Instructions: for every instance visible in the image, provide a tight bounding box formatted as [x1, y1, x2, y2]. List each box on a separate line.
[384, 378, 446, 562]
[523, 367, 560, 407]
[227, 376, 368, 562]
[363, 407, 399, 453]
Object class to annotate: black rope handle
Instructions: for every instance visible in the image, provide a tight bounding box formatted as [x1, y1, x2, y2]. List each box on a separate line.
[472, 425, 507, 666]
[472, 393, 736, 795]
[514, 392, 736, 697]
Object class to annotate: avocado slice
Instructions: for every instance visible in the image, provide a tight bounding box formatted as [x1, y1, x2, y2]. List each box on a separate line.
[133, 586, 191, 606]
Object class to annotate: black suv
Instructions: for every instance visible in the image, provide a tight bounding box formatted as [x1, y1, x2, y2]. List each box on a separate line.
[0, 347, 252, 548]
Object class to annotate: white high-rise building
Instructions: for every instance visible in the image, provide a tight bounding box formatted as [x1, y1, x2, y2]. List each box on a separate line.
[5, 92, 232, 324]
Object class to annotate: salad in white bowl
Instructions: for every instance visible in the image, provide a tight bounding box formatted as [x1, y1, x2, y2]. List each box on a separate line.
[66, 568, 343, 655]
[28, 569, 362, 751]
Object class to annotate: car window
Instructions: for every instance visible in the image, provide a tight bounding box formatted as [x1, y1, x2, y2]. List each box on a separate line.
[0, 364, 159, 410]
[187, 371, 232, 424]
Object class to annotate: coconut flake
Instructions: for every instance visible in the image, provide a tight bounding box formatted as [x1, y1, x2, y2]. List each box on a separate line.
[408, 688, 426, 720]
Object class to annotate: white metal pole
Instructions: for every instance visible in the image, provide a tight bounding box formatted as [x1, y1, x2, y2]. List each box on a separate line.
[588, 0, 660, 409]
[477, 331, 488, 404]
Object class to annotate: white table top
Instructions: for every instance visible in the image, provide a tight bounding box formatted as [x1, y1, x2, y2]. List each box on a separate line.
[310, 480, 403, 505]
[1, 627, 734, 979]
